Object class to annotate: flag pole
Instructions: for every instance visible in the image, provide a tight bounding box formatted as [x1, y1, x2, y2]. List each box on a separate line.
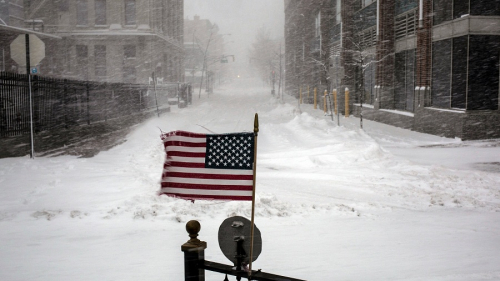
[249, 113, 259, 276]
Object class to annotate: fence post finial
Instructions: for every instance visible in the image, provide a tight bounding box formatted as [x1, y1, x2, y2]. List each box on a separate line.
[181, 220, 206, 281]
[183, 220, 206, 249]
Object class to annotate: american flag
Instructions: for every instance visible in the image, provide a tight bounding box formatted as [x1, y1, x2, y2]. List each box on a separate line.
[160, 130, 255, 201]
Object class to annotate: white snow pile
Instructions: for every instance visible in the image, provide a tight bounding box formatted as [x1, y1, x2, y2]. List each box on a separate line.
[1, 89, 499, 224]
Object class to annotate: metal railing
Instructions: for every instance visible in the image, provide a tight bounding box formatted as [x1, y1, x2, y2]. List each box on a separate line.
[0, 72, 177, 137]
[181, 220, 306, 281]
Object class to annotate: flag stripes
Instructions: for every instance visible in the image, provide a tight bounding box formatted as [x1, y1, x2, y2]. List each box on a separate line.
[160, 130, 255, 201]
[165, 172, 254, 180]
[163, 182, 254, 191]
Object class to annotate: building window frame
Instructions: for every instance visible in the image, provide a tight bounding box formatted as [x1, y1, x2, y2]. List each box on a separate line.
[361, 0, 375, 8]
[125, 0, 136, 26]
[76, 45, 89, 79]
[124, 45, 136, 59]
[315, 11, 321, 38]
[95, 0, 107, 26]
[76, 0, 88, 26]
[123, 66, 136, 83]
[315, 11, 322, 55]
[94, 45, 107, 77]
[335, 0, 342, 24]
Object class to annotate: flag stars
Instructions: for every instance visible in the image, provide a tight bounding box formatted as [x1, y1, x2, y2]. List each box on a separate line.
[206, 133, 254, 170]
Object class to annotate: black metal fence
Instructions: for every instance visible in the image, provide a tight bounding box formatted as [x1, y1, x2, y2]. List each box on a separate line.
[0, 72, 178, 137]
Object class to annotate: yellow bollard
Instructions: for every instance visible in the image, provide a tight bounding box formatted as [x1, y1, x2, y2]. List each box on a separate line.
[345, 88, 350, 117]
[333, 89, 337, 115]
[323, 90, 327, 113]
[299, 86, 302, 104]
[314, 88, 317, 109]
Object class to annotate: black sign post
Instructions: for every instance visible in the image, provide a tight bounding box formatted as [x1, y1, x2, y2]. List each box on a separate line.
[25, 34, 35, 159]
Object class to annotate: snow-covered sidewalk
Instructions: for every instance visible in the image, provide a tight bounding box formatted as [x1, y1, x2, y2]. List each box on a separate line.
[1, 79, 499, 281]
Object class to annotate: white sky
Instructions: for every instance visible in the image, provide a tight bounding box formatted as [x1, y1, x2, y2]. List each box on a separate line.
[184, 0, 285, 63]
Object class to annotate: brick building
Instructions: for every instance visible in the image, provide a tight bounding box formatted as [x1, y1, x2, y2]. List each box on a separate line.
[284, 0, 500, 140]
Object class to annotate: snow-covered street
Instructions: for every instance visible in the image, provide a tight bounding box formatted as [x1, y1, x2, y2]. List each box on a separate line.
[1, 79, 500, 281]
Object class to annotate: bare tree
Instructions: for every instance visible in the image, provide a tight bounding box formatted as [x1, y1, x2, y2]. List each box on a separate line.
[248, 27, 282, 88]
[341, 35, 377, 129]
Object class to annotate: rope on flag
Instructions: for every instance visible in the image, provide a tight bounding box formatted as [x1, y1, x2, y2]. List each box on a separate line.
[160, 130, 255, 201]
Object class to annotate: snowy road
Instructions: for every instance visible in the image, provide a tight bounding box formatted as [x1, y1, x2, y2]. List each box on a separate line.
[1, 78, 500, 280]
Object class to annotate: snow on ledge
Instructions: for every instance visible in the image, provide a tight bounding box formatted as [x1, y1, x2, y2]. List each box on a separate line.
[354, 103, 374, 109]
[379, 109, 414, 117]
[354, 103, 414, 117]
[425, 107, 466, 114]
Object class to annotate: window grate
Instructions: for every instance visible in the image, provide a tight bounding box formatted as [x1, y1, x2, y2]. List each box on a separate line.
[395, 9, 417, 40]
[355, 27, 377, 50]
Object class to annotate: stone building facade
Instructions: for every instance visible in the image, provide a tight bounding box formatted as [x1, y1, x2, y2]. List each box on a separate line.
[285, 0, 500, 140]
[2, 0, 184, 84]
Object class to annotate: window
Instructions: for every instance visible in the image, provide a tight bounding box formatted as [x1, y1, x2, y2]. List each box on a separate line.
[362, 0, 375, 8]
[471, 0, 500, 16]
[76, 0, 88, 26]
[335, 0, 341, 24]
[431, 35, 499, 110]
[124, 45, 136, 59]
[76, 45, 89, 78]
[95, 45, 106, 76]
[433, 0, 452, 25]
[431, 39, 452, 108]
[76, 45, 88, 59]
[331, 44, 341, 90]
[315, 12, 321, 38]
[395, 0, 417, 15]
[95, 0, 106, 25]
[125, 0, 136, 25]
[302, 42, 305, 61]
[315, 11, 322, 54]
[363, 56, 376, 105]
[467, 35, 499, 110]
[59, 0, 69, 11]
[453, 0, 469, 19]
[405, 50, 416, 111]
[394, 49, 415, 111]
[123, 66, 136, 83]
[451, 36, 467, 109]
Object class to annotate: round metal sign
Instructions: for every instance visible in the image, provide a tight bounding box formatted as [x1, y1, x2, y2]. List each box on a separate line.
[218, 216, 262, 264]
